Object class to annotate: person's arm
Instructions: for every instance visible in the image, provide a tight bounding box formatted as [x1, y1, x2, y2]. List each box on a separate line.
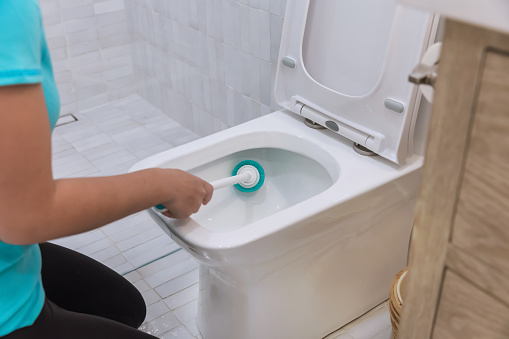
[0, 84, 213, 245]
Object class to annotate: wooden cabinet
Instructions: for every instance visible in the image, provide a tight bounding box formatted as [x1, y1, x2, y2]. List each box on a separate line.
[434, 271, 509, 339]
[399, 20, 509, 338]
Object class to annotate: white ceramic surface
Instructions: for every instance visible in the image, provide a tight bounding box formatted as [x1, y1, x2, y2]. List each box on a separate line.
[130, 111, 422, 339]
[398, 0, 509, 35]
[274, 0, 436, 163]
[186, 147, 333, 232]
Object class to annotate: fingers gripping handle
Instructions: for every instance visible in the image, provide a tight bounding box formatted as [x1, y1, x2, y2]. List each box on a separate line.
[154, 172, 252, 213]
[154, 204, 169, 213]
[210, 171, 252, 190]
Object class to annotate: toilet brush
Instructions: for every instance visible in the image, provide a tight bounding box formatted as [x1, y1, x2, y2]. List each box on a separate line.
[155, 160, 265, 213]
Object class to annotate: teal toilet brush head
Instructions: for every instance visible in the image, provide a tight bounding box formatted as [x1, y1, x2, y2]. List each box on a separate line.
[232, 160, 265, 192]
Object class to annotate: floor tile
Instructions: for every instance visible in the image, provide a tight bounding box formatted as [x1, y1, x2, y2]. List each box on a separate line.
[116, 226, 165, 252]
[140, 311, 180, 337]
[325, 301, 392, 339]
[89, 245, 120, 262]
[145, 301, 171, 323]
[173, 300, 198, 324]
[155, 269, 199, 299]
[75, 238, 112, 256]
[142, 288, 162, 306]
[122, 238, 179, 268]
[371, 326, 392, 339]
[183, 320, 200, 337]
[144, 258, 198, 289]
[160, 326, 194, 339]
[123, 270, 143, 284]
[107, 220, 156, 244]
[136, 250, 189, 280]
[163, 284, 199, 310]
[113, 261, 135, 275]
[331, 333, 355, 339]
[101, 253, 127, 269]
[347, 304, 391, 339]
[133, 279, 151, 294]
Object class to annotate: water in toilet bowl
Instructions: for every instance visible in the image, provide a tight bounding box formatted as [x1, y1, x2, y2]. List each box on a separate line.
[186, 148, 334, 232]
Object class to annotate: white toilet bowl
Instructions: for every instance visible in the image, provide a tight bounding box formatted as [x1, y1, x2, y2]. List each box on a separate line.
[131, 111, 422, 338]
[131, 1, 438, 337]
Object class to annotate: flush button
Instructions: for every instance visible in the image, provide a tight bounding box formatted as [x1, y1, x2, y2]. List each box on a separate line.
[282, 57, 296, 69]
[384, 99, 405, 113]
[325, 121, 339, 132]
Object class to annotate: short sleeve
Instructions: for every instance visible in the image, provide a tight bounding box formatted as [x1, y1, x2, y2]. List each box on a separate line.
[0, 0, 43, 86]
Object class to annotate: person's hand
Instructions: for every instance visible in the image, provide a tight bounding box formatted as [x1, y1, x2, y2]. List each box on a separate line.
[159, 169, 213, 219]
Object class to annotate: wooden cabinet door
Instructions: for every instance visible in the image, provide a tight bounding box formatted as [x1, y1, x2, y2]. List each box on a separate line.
[399, 20, 509, 339]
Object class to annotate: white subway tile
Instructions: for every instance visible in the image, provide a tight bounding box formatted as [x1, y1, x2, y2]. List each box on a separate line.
[222, 0, 241, 48]
[270, 0, 283, 16]
[59, 0, 93, 10]
[66, 28, 99, 46]
[96, 11, 127, 26]
[249, 7, 261, 57]
[100, 32, 131, 48]
[249, 0, 260, 8]
[270, 14, 284, 64]
[101, 45, 132, 59]
[61, 5, 95, 22]
[259, 0, 270, 11]
[260, 59, 271, 106]
[68, 41, 101, 57]
[64, 17, 96, 34]
[69, 50, 102, 68]
[44, 23, 65, 39]
[98, 22, 129, 39]
[258, 9, 271, 61]
[104, 64, 134, 81]
[93, 0, 124, 15]
[239, 4, 251, 53]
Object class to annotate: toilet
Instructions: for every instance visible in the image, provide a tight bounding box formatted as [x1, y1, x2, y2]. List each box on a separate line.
[130, 1, 438, 338]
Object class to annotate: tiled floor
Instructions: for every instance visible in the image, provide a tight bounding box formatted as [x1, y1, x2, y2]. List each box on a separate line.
[51, 95, 199, 275]
[51, 95, 393, 338]
[325, 302, 392, 339]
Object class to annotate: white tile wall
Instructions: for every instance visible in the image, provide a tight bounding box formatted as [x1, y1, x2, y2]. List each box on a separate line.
[125, 0, 288, 137]
[39, 0, 135, 116]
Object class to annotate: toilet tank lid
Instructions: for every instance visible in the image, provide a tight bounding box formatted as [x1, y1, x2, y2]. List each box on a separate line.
[274, 0, 437, 164]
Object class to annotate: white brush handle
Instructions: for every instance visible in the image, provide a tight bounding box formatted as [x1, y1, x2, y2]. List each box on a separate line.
[211, 172, 251, 190]
[154, 172, 252, 213]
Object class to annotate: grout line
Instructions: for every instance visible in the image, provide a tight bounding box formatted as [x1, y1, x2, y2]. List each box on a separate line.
[122, 248, 183, 276]
[55, 114, 78, 127]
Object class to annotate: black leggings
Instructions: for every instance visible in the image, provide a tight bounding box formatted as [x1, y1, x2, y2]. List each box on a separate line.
[3, 243, 157, 338]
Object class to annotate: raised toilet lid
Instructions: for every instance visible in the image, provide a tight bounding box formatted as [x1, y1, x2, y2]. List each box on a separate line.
[274, 0, 437, 164]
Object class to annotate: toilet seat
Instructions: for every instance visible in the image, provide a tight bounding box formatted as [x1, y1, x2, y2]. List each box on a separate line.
[274, 0, 436, 163]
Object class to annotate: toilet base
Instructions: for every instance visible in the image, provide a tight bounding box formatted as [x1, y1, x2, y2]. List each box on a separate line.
[192, 174, 418, 339]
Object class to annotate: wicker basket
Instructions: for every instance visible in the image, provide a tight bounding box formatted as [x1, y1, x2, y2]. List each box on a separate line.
[389, 267, 408, 339]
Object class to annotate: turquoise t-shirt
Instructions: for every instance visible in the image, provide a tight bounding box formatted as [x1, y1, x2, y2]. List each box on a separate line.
[0, 0, 60, 336]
